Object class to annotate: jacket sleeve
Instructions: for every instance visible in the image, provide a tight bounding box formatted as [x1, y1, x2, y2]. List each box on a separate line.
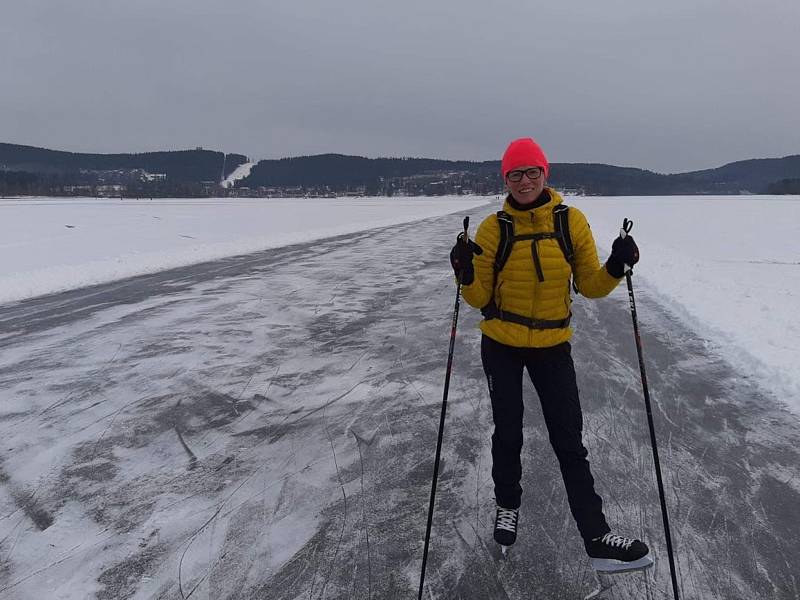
[569, 207, 621, 299]
[460, 214, 498, 309]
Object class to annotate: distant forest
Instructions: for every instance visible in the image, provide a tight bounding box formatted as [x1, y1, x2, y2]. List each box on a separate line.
[0, 143, 247, 181]
[766, 178, 800, 194]
[2, 142, 800, 197]
[240, 154, 800, 196]
[0, 143, 247, 197]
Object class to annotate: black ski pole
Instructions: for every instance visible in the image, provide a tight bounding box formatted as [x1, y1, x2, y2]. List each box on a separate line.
[417, 216, 470, 600]
[620, 219, 681, 600]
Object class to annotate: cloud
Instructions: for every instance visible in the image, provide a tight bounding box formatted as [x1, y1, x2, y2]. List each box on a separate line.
[1, 0, 798, 172]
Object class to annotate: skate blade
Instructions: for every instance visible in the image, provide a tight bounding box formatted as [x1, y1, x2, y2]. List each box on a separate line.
[584, 584, 613, 600]
[591, 554, 654, 574]
[500, 545, 510, 557]
[585, 571, 615, 599]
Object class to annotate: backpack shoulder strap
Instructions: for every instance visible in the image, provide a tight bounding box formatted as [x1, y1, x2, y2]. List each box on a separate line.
[494, 211, 515, 274]
[552, 204, 574, 265]
[482, 211, 514, 314]
[553, 204, 580, 294]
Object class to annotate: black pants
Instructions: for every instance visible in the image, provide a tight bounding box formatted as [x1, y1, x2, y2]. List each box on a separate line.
[481, 334, 610, 542]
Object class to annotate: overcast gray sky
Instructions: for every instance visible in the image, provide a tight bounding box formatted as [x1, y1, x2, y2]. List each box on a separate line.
[2, 0, 799, 173]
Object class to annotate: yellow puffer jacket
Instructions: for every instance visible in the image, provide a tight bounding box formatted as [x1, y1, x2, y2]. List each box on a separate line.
[461, 189, 621, 348]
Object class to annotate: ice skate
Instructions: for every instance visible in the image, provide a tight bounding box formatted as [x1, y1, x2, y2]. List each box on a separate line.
[585, 532, 653, 573]
[493, 506, 518, 555]
[582, 533, 654, 598]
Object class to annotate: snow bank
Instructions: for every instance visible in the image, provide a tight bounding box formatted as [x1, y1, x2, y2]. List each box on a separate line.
[0, 195, 491, 304]
[570, 194, 800, 412]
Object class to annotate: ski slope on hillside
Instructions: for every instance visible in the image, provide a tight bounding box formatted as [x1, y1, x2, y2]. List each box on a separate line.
[221, 161, 255, 188]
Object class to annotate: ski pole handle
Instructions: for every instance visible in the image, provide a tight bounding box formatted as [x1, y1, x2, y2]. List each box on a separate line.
[620, 218, 634, 274]
[456, 216, 471, 285]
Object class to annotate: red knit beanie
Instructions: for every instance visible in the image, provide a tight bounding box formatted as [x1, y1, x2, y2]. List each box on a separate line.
[501, 138, 549, 178]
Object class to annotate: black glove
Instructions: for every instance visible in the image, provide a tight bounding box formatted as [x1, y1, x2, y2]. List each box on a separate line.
[606, 234, 639, 278]
[449, 232, 483, 284]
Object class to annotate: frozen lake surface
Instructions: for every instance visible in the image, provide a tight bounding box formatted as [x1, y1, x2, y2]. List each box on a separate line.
[1, 204, 799, 598]
[3, 194, 799, 412]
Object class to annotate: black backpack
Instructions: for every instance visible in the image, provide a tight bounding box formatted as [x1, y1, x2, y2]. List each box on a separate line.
[480, 204, 576, 330]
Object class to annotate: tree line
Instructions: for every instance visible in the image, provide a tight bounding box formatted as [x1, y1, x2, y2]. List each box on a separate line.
[3, 142, 800, 197]
[238, 154, 800, 196]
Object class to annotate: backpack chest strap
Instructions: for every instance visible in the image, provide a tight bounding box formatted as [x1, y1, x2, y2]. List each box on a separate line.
[512, 232, 560, 282]
[511, 231, 562, 282]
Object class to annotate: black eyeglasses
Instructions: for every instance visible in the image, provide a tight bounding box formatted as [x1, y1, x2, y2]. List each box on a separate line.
[506, 167, 544, 182]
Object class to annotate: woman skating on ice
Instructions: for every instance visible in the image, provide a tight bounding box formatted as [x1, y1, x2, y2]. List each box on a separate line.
[450, 137, 651, 571]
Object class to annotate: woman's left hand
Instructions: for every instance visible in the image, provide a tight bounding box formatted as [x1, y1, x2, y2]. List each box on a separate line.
[606, 235, 639, 277]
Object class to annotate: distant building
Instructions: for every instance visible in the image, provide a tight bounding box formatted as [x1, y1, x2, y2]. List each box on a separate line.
[63, 185, 93, 194]
[557, 187, 585, 196]
[96, 184, 125, 197]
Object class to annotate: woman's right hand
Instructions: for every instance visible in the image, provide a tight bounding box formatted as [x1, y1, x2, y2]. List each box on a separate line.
[450, 233, 483, 284]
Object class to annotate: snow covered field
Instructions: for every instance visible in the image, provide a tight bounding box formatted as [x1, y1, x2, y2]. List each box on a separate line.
[0, 196, 489, 304]
[570, 194, 800, 413]
[2, 194, 798, 413]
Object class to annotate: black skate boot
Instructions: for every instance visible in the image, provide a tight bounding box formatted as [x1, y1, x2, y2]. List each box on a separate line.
[494, 506, 519, 551]
[585, 533, 652, 573]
